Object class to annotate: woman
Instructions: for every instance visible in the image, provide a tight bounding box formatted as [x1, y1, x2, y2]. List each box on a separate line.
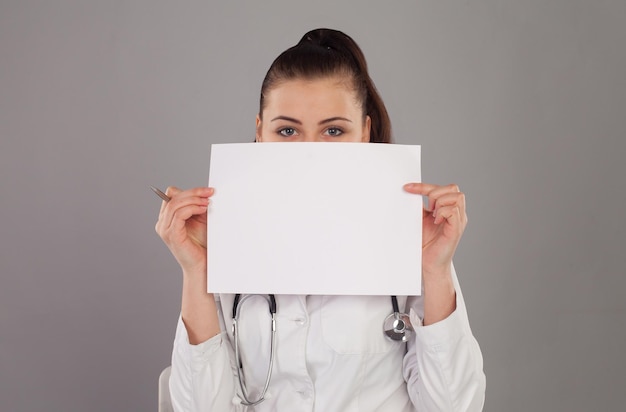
[156, 28, 485, 411]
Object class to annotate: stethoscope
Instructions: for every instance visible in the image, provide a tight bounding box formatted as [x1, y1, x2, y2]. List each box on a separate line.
[231, 294, 413, 406]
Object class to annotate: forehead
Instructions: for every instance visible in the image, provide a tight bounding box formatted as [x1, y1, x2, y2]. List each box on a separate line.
[263, 77, 361, 117]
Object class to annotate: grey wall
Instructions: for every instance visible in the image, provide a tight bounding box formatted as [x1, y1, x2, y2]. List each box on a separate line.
[1, 1, 624, 411]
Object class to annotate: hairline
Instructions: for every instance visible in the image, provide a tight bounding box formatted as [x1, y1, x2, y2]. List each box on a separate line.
[259, 72, 366, 121]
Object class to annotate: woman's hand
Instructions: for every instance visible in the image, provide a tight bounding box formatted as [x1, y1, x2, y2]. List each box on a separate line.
[155, 186, 214, 274]
[403, 182, 465, 324]
[403, 183, 467, 277]
[155, 186, 221, 342]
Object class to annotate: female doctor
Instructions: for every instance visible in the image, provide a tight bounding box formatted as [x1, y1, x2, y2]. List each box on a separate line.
[156, 28, 486, 411]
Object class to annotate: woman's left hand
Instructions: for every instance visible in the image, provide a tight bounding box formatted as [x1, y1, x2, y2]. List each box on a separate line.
[403, 183, 468, 276]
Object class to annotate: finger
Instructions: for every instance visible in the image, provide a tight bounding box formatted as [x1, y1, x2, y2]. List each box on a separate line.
[160, 187, 213, 217]
[167, 190, 212, 210]
[168, 187, 214, 203]
[432, 203, 464, 228]
[162, 196, 211, 233]
[404, 183, 438, 212]
[404, 183, 461, 211]
[158, 203, 209, 243]
[157, 189, 212, 235]
[428, 183, 461, 198]
[403, 182, 439, 195]
[166, 186, 182, 196]
[158, 186, 180, 215]
[169, 204, 209, 240]
[426, 184, 461, 202]
[431, 192, 466, 216]
[156, 186, 179, 234]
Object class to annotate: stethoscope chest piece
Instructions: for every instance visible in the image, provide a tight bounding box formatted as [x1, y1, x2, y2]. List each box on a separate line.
[383, 296, 414, 342]
[383, 312, 414, 341]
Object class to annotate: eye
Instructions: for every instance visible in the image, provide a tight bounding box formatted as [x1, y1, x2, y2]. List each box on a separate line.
[278, 127, 297, 137]
[324, 127, 344, 137]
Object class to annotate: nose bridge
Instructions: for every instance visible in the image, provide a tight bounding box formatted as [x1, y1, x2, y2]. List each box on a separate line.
[301, 130, 322, 142]
[303, 135, 319, 142]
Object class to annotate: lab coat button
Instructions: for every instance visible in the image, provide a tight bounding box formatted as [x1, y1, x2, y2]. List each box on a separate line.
[294, 317, 306, 325]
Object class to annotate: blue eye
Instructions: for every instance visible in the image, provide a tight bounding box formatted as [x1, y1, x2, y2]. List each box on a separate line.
[279, 127, 297, 137]
[325, 127, 343, 137]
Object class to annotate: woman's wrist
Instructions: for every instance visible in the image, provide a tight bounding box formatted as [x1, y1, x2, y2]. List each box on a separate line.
[181, 263, 207, 281]
[422, 264, 456, 326]
[181, 264, 221, 341]
[181, 270, 220, 344]
[422, 261, 452, 279]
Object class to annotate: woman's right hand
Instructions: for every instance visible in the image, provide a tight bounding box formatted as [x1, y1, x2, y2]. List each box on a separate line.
[155, 186, 214, 274]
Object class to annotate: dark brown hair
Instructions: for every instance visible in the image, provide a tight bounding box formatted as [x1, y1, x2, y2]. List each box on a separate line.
[259, 28, 392, 143]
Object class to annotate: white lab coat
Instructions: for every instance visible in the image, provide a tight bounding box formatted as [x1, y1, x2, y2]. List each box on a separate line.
[169, 266, 485, 411]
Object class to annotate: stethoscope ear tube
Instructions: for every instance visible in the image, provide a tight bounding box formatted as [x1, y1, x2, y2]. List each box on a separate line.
[232, 294, 276, 406]
[233, 293, 276, 318]
[232, 294, 242, 319]
[268, 294, 277, 314]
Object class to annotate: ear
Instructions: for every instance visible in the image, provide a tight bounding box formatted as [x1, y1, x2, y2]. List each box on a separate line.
[361, 115, 371, 142]
[255, 114, 262, 142]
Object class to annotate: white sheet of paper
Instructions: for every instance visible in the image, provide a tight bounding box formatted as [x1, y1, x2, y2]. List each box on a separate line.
[207, 142, 422, 296]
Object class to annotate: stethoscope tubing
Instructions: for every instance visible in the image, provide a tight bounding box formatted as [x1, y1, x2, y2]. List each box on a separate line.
[231, 294, 411, 406]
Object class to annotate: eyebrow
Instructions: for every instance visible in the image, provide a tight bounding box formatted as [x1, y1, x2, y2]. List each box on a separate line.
[270, 116, 352, 125]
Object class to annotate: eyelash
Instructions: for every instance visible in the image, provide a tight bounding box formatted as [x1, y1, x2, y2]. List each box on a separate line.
[324, 127, 344, 137]
[276, 127, 345, 137]
[278, 127, 297, 137]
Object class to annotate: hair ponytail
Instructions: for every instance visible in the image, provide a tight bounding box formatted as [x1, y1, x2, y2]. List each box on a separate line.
[259, 28, 392, 143]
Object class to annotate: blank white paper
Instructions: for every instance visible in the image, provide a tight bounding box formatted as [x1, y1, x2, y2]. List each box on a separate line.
[207, 142, 422, 296]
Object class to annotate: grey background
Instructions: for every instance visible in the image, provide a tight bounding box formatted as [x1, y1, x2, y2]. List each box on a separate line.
[1, 0, 624, 411]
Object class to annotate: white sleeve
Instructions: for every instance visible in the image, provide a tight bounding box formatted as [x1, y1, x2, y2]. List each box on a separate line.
[403, 265, 486, 411]
[169, 316, 246, 412]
